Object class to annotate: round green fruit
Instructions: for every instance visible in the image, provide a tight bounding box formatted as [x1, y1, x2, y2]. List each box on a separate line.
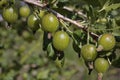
[97, 18, 107, 24]
[53, 31, 69, 51]
[41, 13, 59, 32]
[27, 14, 39, 31]
[0, 0, 7, 8]
[38, 9, 47, 19]
[22, 30, 33, 42]
[94, 58, 109, 73]
[19, 5, 30, 17]
[98, 33, 116, 51]
[81, 44, 97, 61]
[3, 7, 18, 23]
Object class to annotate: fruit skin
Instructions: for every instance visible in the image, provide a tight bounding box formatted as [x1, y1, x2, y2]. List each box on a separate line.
[98, 33, 116, 51]
[96, 18, 107, 24]
[53, 31, 69, 51]
[3, 7, 18, 23]
[81, 44, 97, 61]
[19, 5, 30, 17]
[41, 13, 59, 32]
[94, 58, 109, 73]
[22, 30, 34, 42]
[0, 0, 7, 8]
[38, 10, 47, 19]
[27, 14, 39, 31]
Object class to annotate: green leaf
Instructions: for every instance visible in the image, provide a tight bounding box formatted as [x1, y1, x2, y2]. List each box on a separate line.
[84, 0, 100, 7]
[43, 32, 52, 51]
[47, 43, 55, 58]
[72, 41, 81, 57]
[55, 57, 65, 68]
[105, 3, 120, 12]
[83, 5, 97, 23]
[112, 30, 120, 36]
[72, 30, 85, 57]
[98, 0, 108, 6]
[73, 29, 86, 44]
[100, 2, 120, 12]
[73, 30, 83, 42]
[115, 16, 120, 26]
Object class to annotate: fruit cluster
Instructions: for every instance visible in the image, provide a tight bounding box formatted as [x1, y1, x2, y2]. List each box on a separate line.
[0, 0, 117, 79]
[1, 1, 70, 50]
[81, 33, 116, 74]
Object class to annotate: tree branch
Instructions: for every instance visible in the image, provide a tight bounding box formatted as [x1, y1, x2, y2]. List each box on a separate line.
[24, 0, 48, 7]
[24, 0, 99, 39]
[63, 6, 87, 19]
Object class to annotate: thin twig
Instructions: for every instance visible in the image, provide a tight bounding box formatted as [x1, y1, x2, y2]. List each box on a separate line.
[107, 57, 111, 65]
[24, 0, 48, 7]
[63, 6, 87, 19]
[24, 0, 99, 39]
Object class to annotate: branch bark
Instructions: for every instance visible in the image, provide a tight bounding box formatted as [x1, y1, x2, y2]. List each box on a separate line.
[63, 6, 87, 19]
[24, 0, 99, 39]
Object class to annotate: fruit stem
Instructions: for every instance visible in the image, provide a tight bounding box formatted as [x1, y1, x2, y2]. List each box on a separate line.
[107, 57, 111, 65]
[97, 73, 103, 80]
[97, 45, 103, 52]
[87, 61, 93, 75]
[60, 19, 73, 34]
[87, 27, 90, 44]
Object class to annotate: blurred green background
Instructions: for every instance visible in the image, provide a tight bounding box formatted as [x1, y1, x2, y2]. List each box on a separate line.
[0, 24, 120, 80]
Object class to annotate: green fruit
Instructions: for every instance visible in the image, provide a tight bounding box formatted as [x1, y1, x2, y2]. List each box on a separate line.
[19, 5, 30, 17]
[22, 31, 31, 39]
[97, 18, 107, 24]
[22, 30, 33, 42]
[38, 10, 47, 19]
[27, 14, 39, 31]
[81, 44, 97, 61]
[53, 31, 69, 51]
[41, 13, 59, 32]
[94, 58, 109, 73]
[0, 0, 7, 8]
[98, 33, 116, 51]
[3, 7, 18, 23]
